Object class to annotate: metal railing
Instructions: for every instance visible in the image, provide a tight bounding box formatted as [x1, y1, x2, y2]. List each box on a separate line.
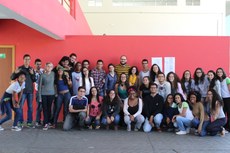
[59, 0, 76, 19]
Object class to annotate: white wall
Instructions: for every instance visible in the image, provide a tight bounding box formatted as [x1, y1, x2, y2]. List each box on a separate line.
[78, 0, 226, 36]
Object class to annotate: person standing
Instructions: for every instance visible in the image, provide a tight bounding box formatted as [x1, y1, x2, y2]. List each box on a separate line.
[155, 72, 171, 101]
[69, 53, 77, 69]
[90, 60, 106, 97]
[38, 62, 56, 130]
[11, 54, 36, 128]
[71, 62, 82, 96]
[34, 59, 44, 127]
[139, 59, 150, 86]
[115, 55, 131, 82]
[104, 64, 117, 96]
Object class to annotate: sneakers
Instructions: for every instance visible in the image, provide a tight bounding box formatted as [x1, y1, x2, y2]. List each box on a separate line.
[27, 123, 35, 128]
[88, 125, 93, 130]
[11, 126, 22, 132]
[186, 128, 190, 134]
[95, 126, 100, 130]
[127, 124, 131, 132]
[43, 124, 48, 131]
[176, 130, 187, 135]
[35, 122, 42, 127]
[0, 125, 4, 131]
[220, 127, 226, 137]
[157, 128, 162, 133]
[106, 125, 110, 130]
[18, 122, 24, 128]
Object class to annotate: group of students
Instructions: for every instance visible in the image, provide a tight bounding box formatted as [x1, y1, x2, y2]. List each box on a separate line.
[0, 53, 229, 137]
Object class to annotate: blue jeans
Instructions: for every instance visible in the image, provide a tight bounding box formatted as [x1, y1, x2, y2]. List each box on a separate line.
[85, 116, 100, 126]
[53, 92, 71, 125]
[175, 116, 192, 131]
[101, 114, 120, 125]
[35, 92, 42, 123]
[191, 118, 210, 136]
[206, 118, 226, 136]
[0, 93, 21, 126]
[63, 112, 86, 131]
[124, 114, 145, 129]
[143, 113, 163, 132]
[19, 93, 33, 124]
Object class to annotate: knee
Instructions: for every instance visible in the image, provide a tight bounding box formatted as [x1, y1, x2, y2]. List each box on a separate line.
[176, 116, 183, 122]
[137, 115, 145, 123]
[124, 115, 131, 124]
[114, 115, 120, 125]
[154, 114, 163, 124]
[143, 123, 152, 133]
[63, 123, 71, 131]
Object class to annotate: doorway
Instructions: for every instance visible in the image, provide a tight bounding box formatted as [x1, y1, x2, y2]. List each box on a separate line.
[0, 45, 15, 96]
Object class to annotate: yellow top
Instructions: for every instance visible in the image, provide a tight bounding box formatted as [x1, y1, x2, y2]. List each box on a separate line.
[129, 75, 137, 86]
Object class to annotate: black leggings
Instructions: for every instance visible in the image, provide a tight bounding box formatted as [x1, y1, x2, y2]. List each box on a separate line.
[223, 97, 230, 129]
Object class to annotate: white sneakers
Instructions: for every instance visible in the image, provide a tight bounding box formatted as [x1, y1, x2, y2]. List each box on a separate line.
[176, 130, 187, 135]
[0, 125, 4, 131]
[11, 126, 22, 132]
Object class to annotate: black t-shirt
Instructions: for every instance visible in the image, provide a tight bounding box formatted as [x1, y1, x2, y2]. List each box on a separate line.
[139, 84, 150, 99]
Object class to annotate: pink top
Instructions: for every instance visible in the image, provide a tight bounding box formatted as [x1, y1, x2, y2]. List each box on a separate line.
[89, 96, 103, 117]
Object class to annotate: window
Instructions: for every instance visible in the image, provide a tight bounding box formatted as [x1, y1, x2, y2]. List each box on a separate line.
[186, 0, 200, 6]
[112, 0, 177, 7]
[88, 0, 103, 7]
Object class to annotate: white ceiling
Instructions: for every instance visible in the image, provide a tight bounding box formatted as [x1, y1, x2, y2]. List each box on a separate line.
[0, 4, 63, 39]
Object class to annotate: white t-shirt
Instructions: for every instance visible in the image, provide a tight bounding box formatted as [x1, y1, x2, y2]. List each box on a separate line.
[79, 77, 94, 95]
[178, 102, 194, 120]
[220, 78, 230, 98]
[6, 81, 25, 94]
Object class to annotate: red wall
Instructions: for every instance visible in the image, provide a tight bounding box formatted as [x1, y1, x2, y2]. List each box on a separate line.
[1, 20, 229, 76]
[0, 19, 229, 121]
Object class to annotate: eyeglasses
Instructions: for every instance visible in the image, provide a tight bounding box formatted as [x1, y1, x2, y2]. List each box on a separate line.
[196, 71, 202, 74]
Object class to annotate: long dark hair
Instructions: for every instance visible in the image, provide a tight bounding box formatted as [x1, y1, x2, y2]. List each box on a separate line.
[128, 66, 139, 75]
[88, 86, 100, 103]
[208, 89, 223, 112]
[166, 71, 180, 90]
[207, 70, 216, 90]
[119, 72, 129, 88]
[216, 67, 227, 82]
[173, 93, 186, 104]
[81, 67, 92, 88]
[104, 89, 120, 105]
[181, 70, 192, 93]
[55, 69, 68, 85]
[194, 67, 205, 85]
[164, 94, 174, 108]
[150, 64, 162, 82]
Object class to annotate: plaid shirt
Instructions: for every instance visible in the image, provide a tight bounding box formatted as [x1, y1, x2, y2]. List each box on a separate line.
[91, 68, 106, 92]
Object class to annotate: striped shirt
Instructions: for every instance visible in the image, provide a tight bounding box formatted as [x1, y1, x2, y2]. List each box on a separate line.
[115, 64, 130, 80]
